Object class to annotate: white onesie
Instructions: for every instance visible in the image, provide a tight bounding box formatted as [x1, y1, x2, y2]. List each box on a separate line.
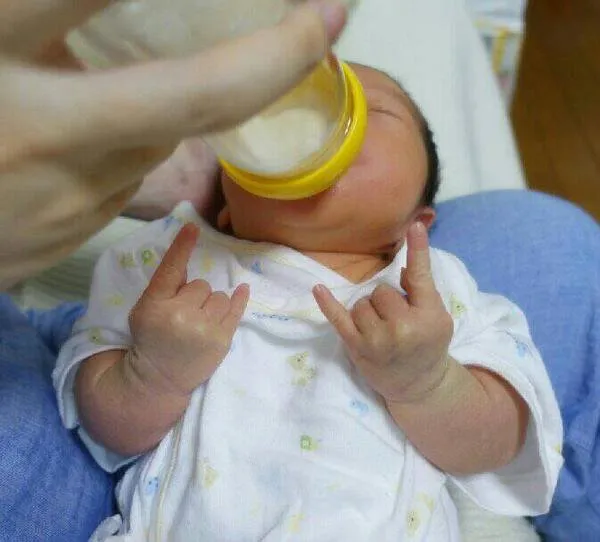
[54, 202, 563, 542]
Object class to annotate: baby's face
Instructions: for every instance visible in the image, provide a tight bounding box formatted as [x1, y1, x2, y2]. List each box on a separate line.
[220, 64, 433, 257]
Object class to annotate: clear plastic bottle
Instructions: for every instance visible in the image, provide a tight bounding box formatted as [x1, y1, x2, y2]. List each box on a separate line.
[67, 0, 367, 200]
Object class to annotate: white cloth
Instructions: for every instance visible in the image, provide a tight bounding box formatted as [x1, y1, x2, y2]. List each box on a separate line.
[54, 203, 563, 542]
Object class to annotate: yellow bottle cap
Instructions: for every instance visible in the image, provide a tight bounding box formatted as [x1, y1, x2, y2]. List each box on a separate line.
[220, 62, 367, 200]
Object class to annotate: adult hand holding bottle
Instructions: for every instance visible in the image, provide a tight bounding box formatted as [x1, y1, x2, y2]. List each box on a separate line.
[0, 0, 347, 290]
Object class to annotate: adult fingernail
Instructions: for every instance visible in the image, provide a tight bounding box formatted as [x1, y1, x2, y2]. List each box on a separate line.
[309, 0, 347, 42]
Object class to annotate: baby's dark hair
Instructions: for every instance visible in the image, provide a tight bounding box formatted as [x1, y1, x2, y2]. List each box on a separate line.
[356, 64, 441, 207]
[414, 108, 441, 207]
[385, 74, 441, 207]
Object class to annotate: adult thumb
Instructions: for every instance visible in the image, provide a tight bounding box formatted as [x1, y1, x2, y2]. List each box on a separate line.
[43, 0, 348, 151]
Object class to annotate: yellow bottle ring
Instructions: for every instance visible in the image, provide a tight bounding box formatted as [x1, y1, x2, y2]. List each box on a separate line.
[220, 62, 367, 200]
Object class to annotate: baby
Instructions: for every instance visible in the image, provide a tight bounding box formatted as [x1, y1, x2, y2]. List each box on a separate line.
[54, 64, 563, 541]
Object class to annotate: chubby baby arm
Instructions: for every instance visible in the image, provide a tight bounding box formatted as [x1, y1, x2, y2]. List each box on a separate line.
[75, 348, 191, 457]
[382, 359, 529, 476]
[75, 224, 249, 457]
[314, 223, 530, 476]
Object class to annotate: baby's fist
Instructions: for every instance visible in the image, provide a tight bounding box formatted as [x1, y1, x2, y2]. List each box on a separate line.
[128, 224, 249, 397]
[314, 222, 453, 404]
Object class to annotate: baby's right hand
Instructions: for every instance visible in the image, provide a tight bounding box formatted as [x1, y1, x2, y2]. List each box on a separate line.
[128, 224, 249, 397]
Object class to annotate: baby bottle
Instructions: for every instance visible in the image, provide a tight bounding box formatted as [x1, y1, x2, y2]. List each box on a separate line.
[67, 0, 367, 200]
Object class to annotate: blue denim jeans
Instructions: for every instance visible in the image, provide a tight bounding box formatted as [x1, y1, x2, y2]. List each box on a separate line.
[0, 302, 114, 542]
[1, 190, 598, 541]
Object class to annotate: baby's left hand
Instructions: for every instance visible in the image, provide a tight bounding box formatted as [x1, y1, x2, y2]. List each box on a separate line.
[313, 222, 454, 404]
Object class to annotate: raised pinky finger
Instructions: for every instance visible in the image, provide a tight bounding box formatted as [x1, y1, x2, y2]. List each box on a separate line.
[221, 284, 250, 330]
[313, 284, 360, 349]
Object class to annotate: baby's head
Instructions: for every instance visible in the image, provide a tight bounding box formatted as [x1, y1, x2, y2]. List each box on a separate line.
[218, 63, 440, 259]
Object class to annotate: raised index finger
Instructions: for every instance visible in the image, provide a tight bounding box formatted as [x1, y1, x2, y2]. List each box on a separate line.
[145, 223, 198, 300]
[404, 222, 438, 308]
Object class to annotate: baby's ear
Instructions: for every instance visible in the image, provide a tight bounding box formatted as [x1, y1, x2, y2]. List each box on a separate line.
[217, 205, 231, 232]
[414, 206, 436, 231]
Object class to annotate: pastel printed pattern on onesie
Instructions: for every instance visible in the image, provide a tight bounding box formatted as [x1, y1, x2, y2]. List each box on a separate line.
[405, 493, 435, 538]
[170, 208, 189, 225]
[105, 293, 125, 307]
[88, 327, 106, 345]
[140, 248, 158, 268]
[145, 477, 160, 496]
[118, 252, 136, 270]
[199, 458, 219, 488]
[417, 492, 435, 513]
[233, 387, 247, 398]
[506, 331, 530, 358]
[287, 352, 317, 387]
[405, 508, 421, 537]
[251, 260, 264, 275]
[449, 293, 467, 319]
[200, 250, 215, 274]
[252, 311, 292, 322]
[300, 435, 319, 452]
[163, 214, 181, 231]
[350, 399, 369, 417]
[287, 514, 304, 534]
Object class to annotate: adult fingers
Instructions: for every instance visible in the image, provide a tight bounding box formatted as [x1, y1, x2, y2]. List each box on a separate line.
[0, 0, 112, 57]
[404, 222, 440, 309]
[221, 284, 250, 331]
[144, 223, 198, 300]
[39, 0, 348, 151]
[313, 284, 360, 349]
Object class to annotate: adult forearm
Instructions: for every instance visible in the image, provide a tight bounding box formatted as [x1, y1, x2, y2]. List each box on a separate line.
[75, 349, 190, 457]
[387, 359, 529, 476]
